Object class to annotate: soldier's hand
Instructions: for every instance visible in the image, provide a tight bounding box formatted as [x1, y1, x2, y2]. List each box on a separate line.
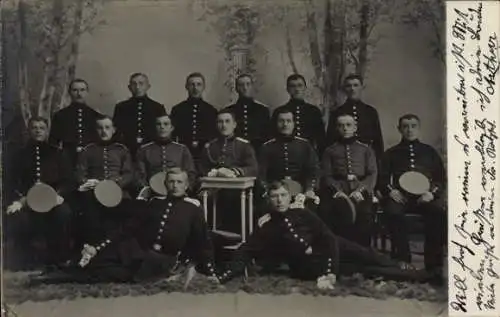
[316, 274, 336, 290]
[6, 201, 24, 214]
[207, 169, 218, 177]
[389, 189, 406, 204]
[78, 244, 97, 267]
[349, 191, 364, 202]
[207, 275, 220, 284]
[418, 191, 434, 203]
[305, 246, 313, 255]
[304, 190, 316, 200]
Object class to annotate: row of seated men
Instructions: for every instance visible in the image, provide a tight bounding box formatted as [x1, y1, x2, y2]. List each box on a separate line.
[5, 107, 446, 287]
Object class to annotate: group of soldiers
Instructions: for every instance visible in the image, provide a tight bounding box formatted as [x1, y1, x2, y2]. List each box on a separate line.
[4, 71, 446, 289]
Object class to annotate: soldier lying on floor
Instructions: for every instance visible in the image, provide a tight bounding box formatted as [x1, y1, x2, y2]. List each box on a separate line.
[216, 180, 429, 290]
[34, 168, 219, 284]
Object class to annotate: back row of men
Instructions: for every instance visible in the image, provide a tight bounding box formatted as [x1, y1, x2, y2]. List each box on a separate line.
[6, 71, 446, 285]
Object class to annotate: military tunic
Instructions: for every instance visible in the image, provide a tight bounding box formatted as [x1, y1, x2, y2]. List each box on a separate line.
[49, 102, 101, 166]
[319, 138, 377, 246]
[113, 96, 166, 156]
[135, 139, 196, 188]
[7, 141, 74, 265]
[379, 139, 446, 271]
[224, 97, 271, 152]
[199, 136, 258, 177]
[62, 196, 218, 283]
[170, 97, 218, 161]
[271, 99, 326, 153]
[258, 135, 320, 192]
[218, 207, 419, 283]
[326, 100, 384, 161]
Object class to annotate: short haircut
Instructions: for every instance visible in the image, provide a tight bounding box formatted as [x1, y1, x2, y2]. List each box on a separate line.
[336, 112, 356, 123]
[185, 72, 205, 85]
[343, 73, 364, 85]
[274, 107, 295, 120]
[268, 180, 290, 193]
[68, 78, 89, 92]
[217, 108, 236, 121]
[28, 116, 49, 128]
[96, 114, 114, 125]
[398, 114, 421, 126]
[129, 72, 149, 82]
[155, 113, 171, 121]
[235, 73, 253, 86]
[286, 74, 306, 87]
[165, 167, 188, 181]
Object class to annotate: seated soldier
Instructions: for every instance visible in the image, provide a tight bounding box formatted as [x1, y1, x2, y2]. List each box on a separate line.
[217, 181, 426, 289]
[379, 114, 447, 284]
[199, 109, 258, 233]
[75, 115, 134, 248]
[35, 168, 219, 284]
[5, 117, 73, 267]
[259, 108, 320, 209]
[135, 114, 196, 198]
[319, 113, 377, 247]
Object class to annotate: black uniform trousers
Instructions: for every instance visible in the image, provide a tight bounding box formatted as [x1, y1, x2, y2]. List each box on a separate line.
[318, 190, 373, 247]
[6, 203, 73, 266]
[383, 197, 446, 271]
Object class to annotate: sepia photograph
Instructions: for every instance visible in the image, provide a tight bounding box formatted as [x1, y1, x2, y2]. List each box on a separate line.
[0, 0, 465, 316]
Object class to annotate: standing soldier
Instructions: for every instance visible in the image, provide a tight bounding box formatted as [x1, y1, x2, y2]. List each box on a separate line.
[170, 72, 218, 163]
[326, 74, 384, 164]
[199, 109, 258, 234]
[260, 108, 320, 203]
[135, 114, 196, 195]
[49, 79, 101, 167]
[76, 115, 134, 247]
[224, 74, 270, 153]
[271, 74, 325, 154]
[319, 113, 377, 247]
[5, 117, 74, 267]
[379, 114, 446, 285]
[113, 73, 166, 157]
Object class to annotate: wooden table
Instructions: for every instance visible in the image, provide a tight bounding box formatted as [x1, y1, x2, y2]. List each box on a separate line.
[199, 177, 256, 242]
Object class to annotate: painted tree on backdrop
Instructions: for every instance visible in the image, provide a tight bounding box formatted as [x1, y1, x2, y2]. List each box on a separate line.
[192, 0, 397, 120]
[3, 0, 104, 132]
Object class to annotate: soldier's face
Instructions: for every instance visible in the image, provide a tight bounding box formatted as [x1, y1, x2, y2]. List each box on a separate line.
[186, 77, 205, 98]
[398, 118, 420, 141]
[29, 121, 49, 142]
[165, 173, 188, 197]
[217, 113, 237, 136]
[287, 79, 306, 100]
[336, 115, 357, 138]
[236, 76, 253, 98]
[128, 75, 150, 97]
[268, 187, 291, 213]
[344, 79, 363, 100]
[69, 82, 89, 103]
[277, 113, 295, 136]
[156, 116, 174, 139]
[96, 118, 116, 141]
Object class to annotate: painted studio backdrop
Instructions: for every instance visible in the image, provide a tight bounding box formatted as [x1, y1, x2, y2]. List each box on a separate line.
[1, 0, 445, 160]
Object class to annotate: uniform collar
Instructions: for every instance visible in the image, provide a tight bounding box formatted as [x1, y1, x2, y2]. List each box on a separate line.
[217, 134, 236, 142]
[400, 138, 420, 146]
[166, 194, 185, 203]
[27, 140, 49, 149]
[237, 96, 254, 104]
[70, 102, 88, 109]
[339, 136, 357, 144]
[288, 98, 305, 106]
[344, 98, 363, 107]
[155, 137, 173, 145]
[131, 95, 149, 103]
[276, 133, 295, 142]
[187, 97, 204, 104]
[96, 139, 115, 146]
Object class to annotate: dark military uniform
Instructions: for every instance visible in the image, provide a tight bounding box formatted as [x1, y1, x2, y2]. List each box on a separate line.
[319, 138, 377, 246]
[199, 136, 258, 233]
[326, 100, 384, 162]
[47, 196, 218, 283]
[6, 141, 74, 265]
[258, 135, 320, 193]
[217, 207, 424, 283]
[136, 139, 196, 189]
[271, 99, 326, 153]
[379, 139, 446, 271]
[75, 141, 134, 244]
[170, 97, 218, 162]
[224, 97, 271, 153]
[113, 96, 166, 156]
[199, 136, 258, 177]
[49, 102, 101, 167]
